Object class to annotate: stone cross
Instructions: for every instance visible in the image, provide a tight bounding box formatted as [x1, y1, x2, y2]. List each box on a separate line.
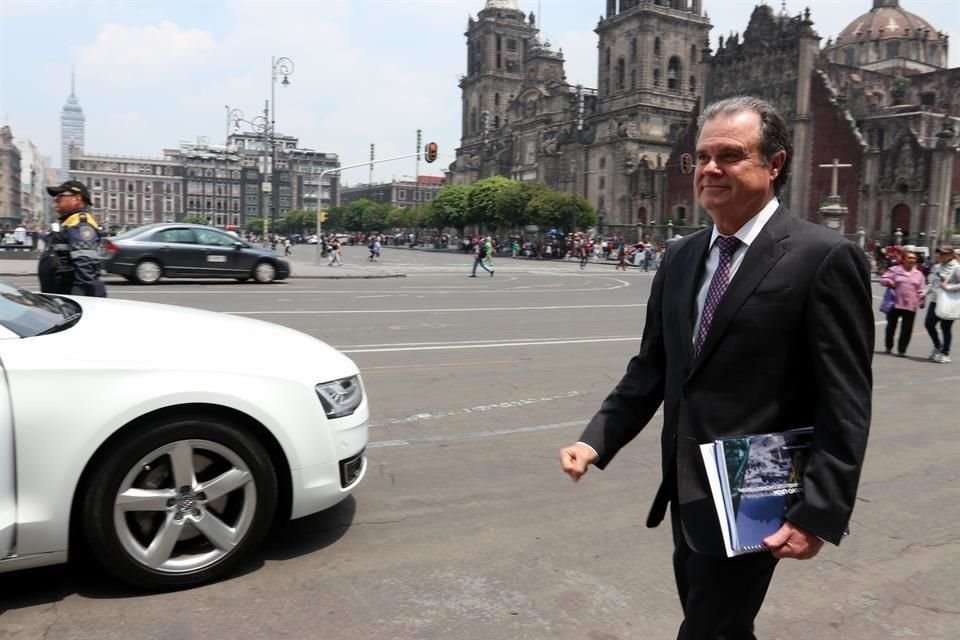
[818, 158, 852, 197]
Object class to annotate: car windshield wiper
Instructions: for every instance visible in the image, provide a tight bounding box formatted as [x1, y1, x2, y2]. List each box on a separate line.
[35, 313, 82, 336]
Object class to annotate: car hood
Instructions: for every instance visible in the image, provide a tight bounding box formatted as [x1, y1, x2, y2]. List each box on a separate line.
[32, 296, 357, 382]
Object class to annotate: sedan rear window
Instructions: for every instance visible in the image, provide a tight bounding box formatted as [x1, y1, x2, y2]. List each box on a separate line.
[151, 228, 196, 244]
[195, 229, 238, 247]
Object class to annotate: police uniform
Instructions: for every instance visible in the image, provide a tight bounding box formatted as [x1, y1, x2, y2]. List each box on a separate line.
[41, 181, 107, 297]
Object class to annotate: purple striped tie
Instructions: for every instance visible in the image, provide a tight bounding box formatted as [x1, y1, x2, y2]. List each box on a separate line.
[696, 235, 741, 355]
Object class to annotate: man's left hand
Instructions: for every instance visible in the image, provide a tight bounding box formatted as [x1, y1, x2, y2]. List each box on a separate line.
[763, 521, 824, 560]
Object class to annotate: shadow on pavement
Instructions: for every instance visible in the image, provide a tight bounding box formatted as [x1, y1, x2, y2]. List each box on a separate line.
[0, 496, 355, 611]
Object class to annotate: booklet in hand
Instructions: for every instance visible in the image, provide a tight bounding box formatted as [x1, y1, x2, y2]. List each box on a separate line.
[700, 427, 814, 557]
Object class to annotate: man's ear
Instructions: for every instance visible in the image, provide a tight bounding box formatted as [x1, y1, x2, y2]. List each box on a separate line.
[770, 150, 786, 178]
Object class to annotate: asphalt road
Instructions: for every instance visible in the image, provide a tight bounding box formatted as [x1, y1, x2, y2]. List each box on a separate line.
[1, 246, 957, 640]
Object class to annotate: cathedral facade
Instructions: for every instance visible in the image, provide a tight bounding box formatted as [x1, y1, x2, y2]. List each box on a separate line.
[451, 0, 959, 247]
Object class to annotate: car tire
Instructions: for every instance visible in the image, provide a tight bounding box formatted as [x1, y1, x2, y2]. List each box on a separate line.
[133, 259, 163, 285]
[81, 416, 278, 590]
[253, 261, 276, 284]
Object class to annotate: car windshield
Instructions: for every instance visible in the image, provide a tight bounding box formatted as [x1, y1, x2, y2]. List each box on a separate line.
[0, 281, 82, 337]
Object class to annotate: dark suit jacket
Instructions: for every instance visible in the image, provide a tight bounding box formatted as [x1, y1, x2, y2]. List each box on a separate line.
[580, 206, 873, 557]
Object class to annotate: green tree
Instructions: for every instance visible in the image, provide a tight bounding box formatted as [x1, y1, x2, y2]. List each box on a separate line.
[495, 180, 550, 229]
[181, 214, 208, 225]
[527, 192, 596, 232]
[342, 199, 377, 232]
[324, 205, 347, 231]
[281, 209, 311, 235]
[466, 176, 513, 229]
[430, 184, 471, 233]
[244, 216, 266, 234]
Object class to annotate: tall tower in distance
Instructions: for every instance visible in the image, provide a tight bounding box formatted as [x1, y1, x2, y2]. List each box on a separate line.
[459, 0, 537, 149]
[60, 69, 85, 181]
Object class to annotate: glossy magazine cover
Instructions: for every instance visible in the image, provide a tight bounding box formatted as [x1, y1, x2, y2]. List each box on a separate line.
[714, 428, 813, 555]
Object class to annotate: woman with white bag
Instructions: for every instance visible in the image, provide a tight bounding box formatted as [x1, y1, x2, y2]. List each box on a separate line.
[925, 245, 960, 363]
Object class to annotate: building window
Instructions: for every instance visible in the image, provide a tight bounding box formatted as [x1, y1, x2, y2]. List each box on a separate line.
[690, 75, 697, 92]
[630, 39, 637, 62]
[654, 38, 661, 57]
[616, 58, 626, 90]
[605, 48, 611, 69]
[690, 45, 697, 63]
[599, 157, 606, 170]
[506, 39, 517, 52]
[654, 69, 661, 87]
[398, 189, 406, 200]
[886, 41, 900, 59]
[668, 57, 681, 90]
[631, 70, 636, 89]
[599, 176, 605, 190]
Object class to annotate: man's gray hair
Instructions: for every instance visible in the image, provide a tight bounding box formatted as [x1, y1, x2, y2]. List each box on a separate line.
[698, 96, 792, 194]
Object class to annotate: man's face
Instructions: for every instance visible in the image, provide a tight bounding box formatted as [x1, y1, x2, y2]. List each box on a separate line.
[694, 111, 784, 222]
[54, 192, 81, 214]
[940, 252, 955, 263]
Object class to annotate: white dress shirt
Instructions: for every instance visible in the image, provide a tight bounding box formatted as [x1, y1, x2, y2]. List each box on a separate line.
[691, 197, 780, 345]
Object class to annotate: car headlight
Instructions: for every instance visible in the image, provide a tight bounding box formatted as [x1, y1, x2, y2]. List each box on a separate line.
[315, 376, 363, 418]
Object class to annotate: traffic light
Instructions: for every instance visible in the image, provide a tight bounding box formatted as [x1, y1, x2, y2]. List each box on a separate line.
[319, 211, 328, 222]
[425, 142, 438, 163]
[679, 153, 693, 175]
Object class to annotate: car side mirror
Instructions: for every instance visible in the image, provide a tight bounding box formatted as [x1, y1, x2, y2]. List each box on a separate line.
[234, 242, 244, 250]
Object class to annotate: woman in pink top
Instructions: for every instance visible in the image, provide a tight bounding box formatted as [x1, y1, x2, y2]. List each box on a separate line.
[880, 250, 926, 356]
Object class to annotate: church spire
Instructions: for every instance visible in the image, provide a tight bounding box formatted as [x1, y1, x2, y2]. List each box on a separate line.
[70, 66, 76, 98]
[872, 0, 899, 9]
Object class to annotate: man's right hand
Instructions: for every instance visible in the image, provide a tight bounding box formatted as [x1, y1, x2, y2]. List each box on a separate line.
[560, 443, 599, 482]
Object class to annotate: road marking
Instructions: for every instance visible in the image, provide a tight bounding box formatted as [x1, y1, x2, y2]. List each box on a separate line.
[361, 359, 522, 372]
[368, 420, 587, 448]
[369, 410, 665, 448]
[341, 334, 640, 349]
[342, 336, 642, 353]
[369, 390, 588, 427]
[229, 303, 646, 315]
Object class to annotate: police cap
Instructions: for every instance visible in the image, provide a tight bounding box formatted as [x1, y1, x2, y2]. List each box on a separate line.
[47, 180, 91, 204]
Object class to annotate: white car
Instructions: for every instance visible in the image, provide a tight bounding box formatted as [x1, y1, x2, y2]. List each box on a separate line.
[0, 281, 368, 589]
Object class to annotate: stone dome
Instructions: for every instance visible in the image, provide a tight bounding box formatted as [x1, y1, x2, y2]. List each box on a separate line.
[836, 0, 939, 44]
[485, 0, 520, 10]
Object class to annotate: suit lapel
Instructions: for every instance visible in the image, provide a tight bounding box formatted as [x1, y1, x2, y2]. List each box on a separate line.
[690, 207, 791, 374]
[670, 231, 711, 366]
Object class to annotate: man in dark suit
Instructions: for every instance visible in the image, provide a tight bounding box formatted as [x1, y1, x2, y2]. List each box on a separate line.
[560, 96, 873, 639]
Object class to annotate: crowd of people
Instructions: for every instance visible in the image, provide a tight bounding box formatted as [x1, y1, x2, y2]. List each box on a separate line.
[879, 244, 959, 363]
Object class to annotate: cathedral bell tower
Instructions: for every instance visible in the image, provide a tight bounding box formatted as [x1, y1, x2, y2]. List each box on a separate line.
[459, 1, 537, 153]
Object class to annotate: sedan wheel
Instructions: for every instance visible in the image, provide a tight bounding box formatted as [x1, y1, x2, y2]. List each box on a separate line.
[253, 261, 276, 284]
[82, 417, 277, 589]
[134, 260, 162, 285]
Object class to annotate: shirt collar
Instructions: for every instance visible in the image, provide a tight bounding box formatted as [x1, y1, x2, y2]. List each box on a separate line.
[708, 197, 779, 250]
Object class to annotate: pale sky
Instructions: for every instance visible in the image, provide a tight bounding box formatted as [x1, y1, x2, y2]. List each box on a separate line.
[2, 0, 957, 185]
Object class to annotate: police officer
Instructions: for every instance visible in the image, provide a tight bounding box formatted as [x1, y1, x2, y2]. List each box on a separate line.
[39, 180, 107, 297]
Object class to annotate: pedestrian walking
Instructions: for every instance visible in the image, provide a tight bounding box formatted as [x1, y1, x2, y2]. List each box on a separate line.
[880, 250, 926, 356]
[469, 237, 494, 277]
[38, 180, 107, 297]
[560, 96, 872, 639]
[328, 238, 343, 267]
[283, 237, 292, 256]
[924, 245, 960, 363]
[616, 243, 628, 270]
[578, 243, 588, 270]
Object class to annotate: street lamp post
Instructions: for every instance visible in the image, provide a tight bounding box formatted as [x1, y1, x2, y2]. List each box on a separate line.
[233, 105, 270, 241]
[270, 56, 295, 233]
[225, 106, 243, 146]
